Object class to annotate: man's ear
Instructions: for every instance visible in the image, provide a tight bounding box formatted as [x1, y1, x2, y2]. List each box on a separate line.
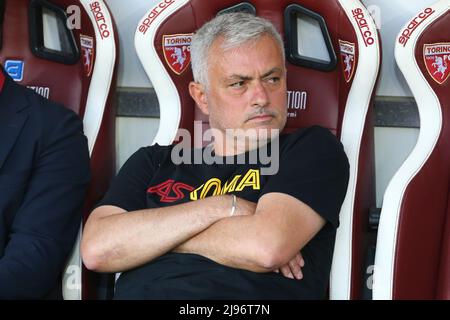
[189, 81, 209, 115]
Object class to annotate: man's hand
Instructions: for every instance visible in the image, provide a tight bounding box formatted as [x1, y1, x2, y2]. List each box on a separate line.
[274, 252, 305, 280]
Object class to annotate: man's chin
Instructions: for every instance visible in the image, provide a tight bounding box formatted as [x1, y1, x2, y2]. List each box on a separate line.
[248, 124, 282, 134]
[241, 126, 281, 145]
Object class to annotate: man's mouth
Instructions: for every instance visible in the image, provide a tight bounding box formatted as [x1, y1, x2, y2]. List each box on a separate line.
[248, 114, 275, 122]
[252, 115, 273, 120]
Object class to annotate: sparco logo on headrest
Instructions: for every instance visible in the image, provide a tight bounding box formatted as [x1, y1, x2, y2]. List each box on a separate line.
[352, 8, 375, 47]
[398, 8, 434, 47]
[138, 0, 176, 35]
[90, 1, 111, 39]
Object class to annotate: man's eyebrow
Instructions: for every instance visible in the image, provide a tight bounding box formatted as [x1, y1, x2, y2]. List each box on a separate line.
[226, 74, 253, 81]
[261, 67, 283, 78]
[225, 68, 283, 82]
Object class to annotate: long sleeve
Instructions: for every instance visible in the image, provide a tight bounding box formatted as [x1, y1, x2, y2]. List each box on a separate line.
[0, 104, 90, 299]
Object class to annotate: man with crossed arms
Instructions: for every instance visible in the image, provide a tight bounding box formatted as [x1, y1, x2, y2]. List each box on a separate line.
[82, 12, 349, 299]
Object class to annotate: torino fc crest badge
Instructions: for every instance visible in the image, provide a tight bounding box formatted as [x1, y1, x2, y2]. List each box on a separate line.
[80, 35, 94, 77]
[424, 43, 450, 85]
[163, 33, 193, 75]
[339, 40, 356, 83]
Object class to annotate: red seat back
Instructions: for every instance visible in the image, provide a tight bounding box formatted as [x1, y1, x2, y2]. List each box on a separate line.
[375, 1, 449, 299]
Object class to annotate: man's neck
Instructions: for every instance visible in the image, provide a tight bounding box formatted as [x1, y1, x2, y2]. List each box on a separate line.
[211, 131, 271, 157]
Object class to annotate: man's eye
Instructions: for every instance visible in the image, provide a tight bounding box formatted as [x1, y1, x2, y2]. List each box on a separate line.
[267, 77, 280, 84]
[230, 81, 244, 88]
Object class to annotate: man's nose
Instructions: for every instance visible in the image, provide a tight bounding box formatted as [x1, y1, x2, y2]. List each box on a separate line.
[250, 81, 270, 108]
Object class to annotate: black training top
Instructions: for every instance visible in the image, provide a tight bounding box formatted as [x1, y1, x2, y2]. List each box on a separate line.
[98, 126, 349, 299]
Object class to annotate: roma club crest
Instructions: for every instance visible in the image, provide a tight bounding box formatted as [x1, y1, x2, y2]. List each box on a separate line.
[163, 33, 193, 75]
[424, 43, 450, 85]
[80, 35, 94, 77]
[339, 40, 356, 83]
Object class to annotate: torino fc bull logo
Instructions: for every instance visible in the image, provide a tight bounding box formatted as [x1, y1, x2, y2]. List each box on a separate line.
[339, 40, 356, 83]
[80, 35, 94, 77]
[424, 43, 450, 85]
[163, 34, 193, 75]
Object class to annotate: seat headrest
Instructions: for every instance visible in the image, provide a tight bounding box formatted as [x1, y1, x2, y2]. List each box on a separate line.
[135, 0, 380, 144]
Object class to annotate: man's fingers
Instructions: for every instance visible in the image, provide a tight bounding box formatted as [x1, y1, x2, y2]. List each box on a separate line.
[289, 260, 303, 280]
[296, 253, 305, 268]
[280, 265, 294, 279]
[276, 253, 305, 280]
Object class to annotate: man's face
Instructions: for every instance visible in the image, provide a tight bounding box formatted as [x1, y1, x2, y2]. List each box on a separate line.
[194, 34, 287, 139]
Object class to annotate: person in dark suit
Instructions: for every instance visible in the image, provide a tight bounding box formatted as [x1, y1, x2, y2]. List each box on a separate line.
[0, 66, 90, 299]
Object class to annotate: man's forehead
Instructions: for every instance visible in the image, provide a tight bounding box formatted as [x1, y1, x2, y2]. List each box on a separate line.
[211, 34, 278, 53]
[211, 38, 284, 64]
[206, 34, 285, 84]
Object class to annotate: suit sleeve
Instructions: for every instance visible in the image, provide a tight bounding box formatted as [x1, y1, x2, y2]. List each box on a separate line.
[0, 105, 90, 299]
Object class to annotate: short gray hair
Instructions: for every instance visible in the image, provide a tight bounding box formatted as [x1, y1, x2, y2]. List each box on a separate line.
[190, 12, 285, 87]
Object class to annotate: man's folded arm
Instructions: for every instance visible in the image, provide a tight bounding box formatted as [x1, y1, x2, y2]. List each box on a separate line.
[173, 192, 325, 273]
[174, 128, 350, 273]
[81, 194, 248, 273]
